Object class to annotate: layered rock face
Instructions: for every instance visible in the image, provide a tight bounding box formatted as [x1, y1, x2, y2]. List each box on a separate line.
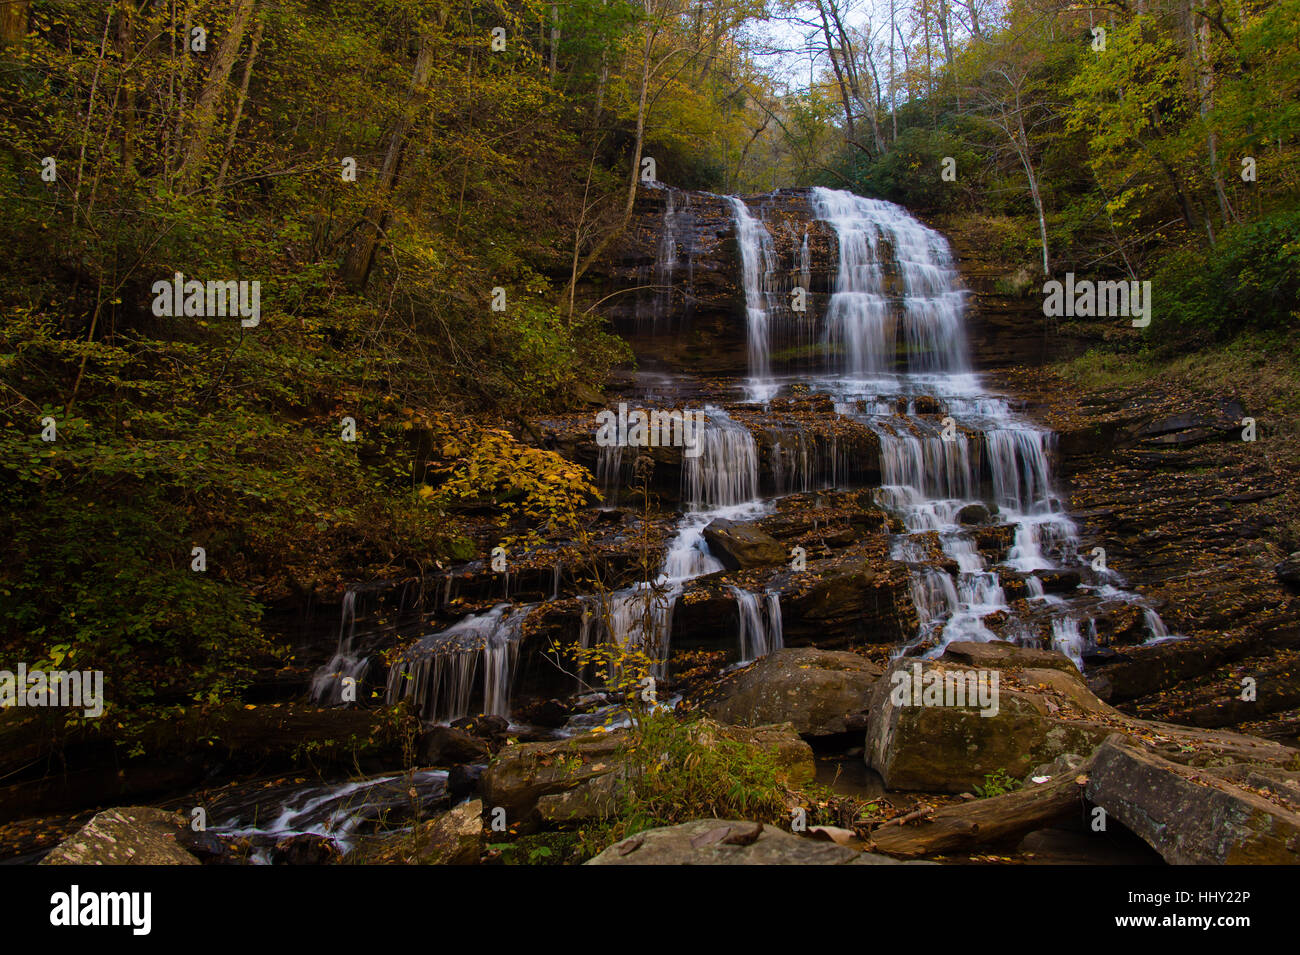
[304, 183, 1210, 731]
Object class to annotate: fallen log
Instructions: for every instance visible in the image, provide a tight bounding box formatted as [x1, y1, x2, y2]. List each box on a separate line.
[868, 762, 1093, 859]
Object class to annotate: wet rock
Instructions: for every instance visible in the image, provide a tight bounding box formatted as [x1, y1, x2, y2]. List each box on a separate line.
[512, 699, 570, 728]
[40, 807, 198, 866]
[450, 714, 509, 746]
[1085, 738, 1300, 864]
[418, 726, 491, 765]
[779, 558, 916, 646]
[1034, 569, 1081, 594]
[351, 799, 484, 865]
[587, 819, 915, 865]
[176, 829, 242, 864]
[702, 518, 786, 569]
[448, 764, 483, 803]
[704, 648, 883, 736]
[956, 503, 991, 525]
[272, 833, 342, 865]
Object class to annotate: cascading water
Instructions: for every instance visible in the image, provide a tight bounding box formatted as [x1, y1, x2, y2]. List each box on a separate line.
[586, 407, 775, 673]
[310, 588, 366, 705]
[811, 187, 969, 376]
[799, 187, 1171, 664]
[728, 197, 782, 398]
[322, 185, 1175, 740]
[729, 586, 784, 662]
[384, 603, 532, 722]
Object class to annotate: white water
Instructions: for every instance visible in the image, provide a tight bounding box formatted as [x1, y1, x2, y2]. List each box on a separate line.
[796, 188, 1172, 665]
[728, 196, 782, 399]
[384, 603, 531, 722]
[330, 186, 1173, 732]
[584, 406, 779, 675]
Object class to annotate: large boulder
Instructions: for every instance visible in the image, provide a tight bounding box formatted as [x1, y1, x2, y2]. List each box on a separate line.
[866, 643, 1298, 794]
[1085, 738, 1300, 864]
[864, 652, 1117, 792]
[481, 730, 624, 820]
[587, 819, 914, 865]
[40, 807, 199, 866]
[702, 519, 786, 569]
[704, 648, 883, 736]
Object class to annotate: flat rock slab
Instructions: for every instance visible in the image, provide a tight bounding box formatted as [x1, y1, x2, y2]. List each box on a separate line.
[587, 819, 919, 865]
[40, 807, 198, 865]
[942, 640, 1080, 675]
[1085, 739, 1300, 864]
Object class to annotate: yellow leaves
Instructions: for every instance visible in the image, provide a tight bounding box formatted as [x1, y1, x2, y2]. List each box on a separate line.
[417, 484, 434, 499]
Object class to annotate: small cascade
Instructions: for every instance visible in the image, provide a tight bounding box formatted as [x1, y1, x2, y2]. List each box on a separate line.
[585, 408, 767, 676]
[1050, 617, 1094, 669]
[682, 406, 760, 509]
[212, 769, 449, 861]
[310, 588, 366, 705]
[385, 603, 532, 723]
[727, 197, 782, 395]
[729, 586, 783, 662]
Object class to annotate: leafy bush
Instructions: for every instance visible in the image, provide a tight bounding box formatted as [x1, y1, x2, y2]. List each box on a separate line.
[854, 127, 981, 213]
[1152, 210, 1300, 341]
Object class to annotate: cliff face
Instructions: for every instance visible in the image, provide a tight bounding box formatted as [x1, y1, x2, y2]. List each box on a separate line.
[590, 183, 1081, 374]
[594, 185, 833, 376]
[586, 184, 1300, 743]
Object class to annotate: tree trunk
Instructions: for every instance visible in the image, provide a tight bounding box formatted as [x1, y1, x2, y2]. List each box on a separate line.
[338, 36, 437, 291]
[1190, 11, 1234, 224]
[549, 3, 559, 80]
[214, 15, 264, 196]
[176, 0, 257, 190]
[889, 0, 897, 142]
[937, 0, 954, 68]
[0, 0, 29, 44]
[115, 0, 135, 172]
[1013, 115, 1050, 275]
[816, 0, 856, 139]
[869, 766, 1091, 858]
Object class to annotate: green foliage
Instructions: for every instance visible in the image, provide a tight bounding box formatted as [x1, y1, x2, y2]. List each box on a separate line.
[854, 126, 980, 213]
[973, 769, 1021, 799]
[612, 713, 793, 836]
[1151, 210, 1300, 340]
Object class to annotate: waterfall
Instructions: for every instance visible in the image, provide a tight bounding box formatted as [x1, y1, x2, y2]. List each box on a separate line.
[310, 588, 366, 705]
[385, 603, 531, 722]
[730, 586, 783, 662]
[682, 406, 760, 509]
[586, 407, 768, 674]
[795, 188, 1175, 665]
[727, 197, 781, 395]
[811, 187, 969, 376]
